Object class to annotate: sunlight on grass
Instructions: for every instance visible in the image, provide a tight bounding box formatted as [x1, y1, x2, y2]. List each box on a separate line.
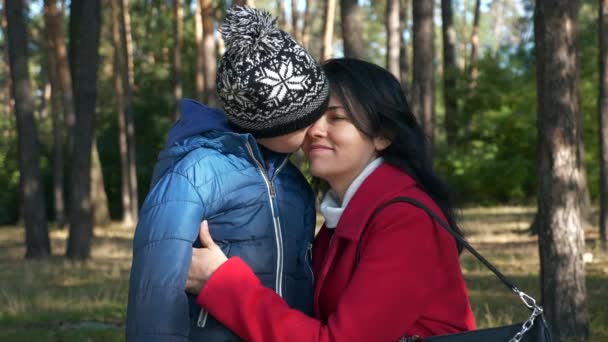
[0, 206, 607, 341]
[0, 225, 131, 341]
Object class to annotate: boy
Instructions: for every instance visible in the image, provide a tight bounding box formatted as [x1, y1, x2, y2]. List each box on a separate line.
[125, 7, 329, 342]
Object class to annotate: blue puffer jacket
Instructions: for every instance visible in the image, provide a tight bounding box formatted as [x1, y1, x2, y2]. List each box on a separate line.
[126, 99, 316, 341]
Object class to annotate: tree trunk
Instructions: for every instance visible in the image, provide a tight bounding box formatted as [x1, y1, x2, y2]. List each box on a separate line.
[202, 0, 217, 106]
[46, 0, 75, 155]
[233, 0, 255, 7]
[91, 141, 110, 226]
[6, 0, 51, 258]
[44, 5, 66, 228]
[195, 0, 205, 101]
[292, 0, 300, 40]
[468, 0, 481, 91]
[399, 0, 410, 100]
[217, 27, 225, 56]
[302, 0, 314, 50]
[1, 10, 12, 122]
[386, 0, 400, 79]
[278, 0, 286, 29]
[442, 0, 458, 146]
[111, 0, 134, 226]
[121, 0, 139, 223]
[120, 0, 135, 93]
[68, 0, 80, 82]
[412, 0, 435, 158]
[600, 0, 608, 252]
[490, 0, 504, 56]
[173, 0, 183, 121]
[39, 80, 52, 120]
[321, 0, 336, 61]
[340, 0, 364, 59]
[66, 0, 102, 260]
[534, 1, 590, 340]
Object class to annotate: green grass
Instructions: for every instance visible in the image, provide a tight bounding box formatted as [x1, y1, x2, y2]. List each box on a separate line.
[0, 207, 607, 341]
[458, 206, 608, 342]
[0, 224, 130, 341]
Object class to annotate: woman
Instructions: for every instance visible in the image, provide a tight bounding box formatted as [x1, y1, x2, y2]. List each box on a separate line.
[186, 58, 476, 341]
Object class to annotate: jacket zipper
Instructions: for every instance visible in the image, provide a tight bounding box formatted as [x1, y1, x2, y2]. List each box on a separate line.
[306, 242, 314, 284]
[245, 142, 288, 297]
[197, 308, 209, 328]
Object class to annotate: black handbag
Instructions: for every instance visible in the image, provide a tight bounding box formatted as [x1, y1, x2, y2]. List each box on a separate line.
[357, 197, 552, 342]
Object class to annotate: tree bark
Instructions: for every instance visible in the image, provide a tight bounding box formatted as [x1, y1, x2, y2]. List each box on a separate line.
[6, 0, 51, 258]
[442, 0, 458, 146]
[39, 80, 52, 120]
[534, 1, 590, 340]
[111, 0, 134, 226]
[121, 0, 139, 222]
[120, 0, 135, 93]
[302, 0, 314, 50]
[195, 0, 205, 101]
[386, 0, 400, 79]
[66, 0, 102, 260]
[468, 0, 481, 90]
[173, 0, 183, 121]
[202, 0, 217, 106]
[91, 142, 110, 226]
[600, 0, 608, 252]
[46, 0, 75, 155]
[321, 0, 336, 61]
[233, 0, 255, 7]
[340, 0, 364, 59]
[68, 0, 81, 114]
[399, 0, 410, 100]
[292, 0, 300, 41]
[1, 11, 12, 122]
[278, 0, 286, 29]
[412, 0, 435, 158]
[44, 4, 66, 228]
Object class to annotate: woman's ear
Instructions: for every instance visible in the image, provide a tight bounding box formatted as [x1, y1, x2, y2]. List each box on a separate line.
[373, 136, 392, 152]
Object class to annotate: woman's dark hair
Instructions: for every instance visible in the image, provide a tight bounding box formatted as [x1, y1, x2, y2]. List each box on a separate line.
[322, 57, 464, 252]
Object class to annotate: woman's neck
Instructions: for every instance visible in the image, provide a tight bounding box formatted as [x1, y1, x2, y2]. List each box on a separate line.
[326, 157, 384, 205]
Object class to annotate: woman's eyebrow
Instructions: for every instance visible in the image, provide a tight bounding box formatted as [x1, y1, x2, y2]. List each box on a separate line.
[327, 105, 345, 110]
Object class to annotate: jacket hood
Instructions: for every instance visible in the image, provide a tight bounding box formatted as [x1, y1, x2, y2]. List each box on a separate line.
[152, 99, 271, 185]
[165, 98, 231, 147]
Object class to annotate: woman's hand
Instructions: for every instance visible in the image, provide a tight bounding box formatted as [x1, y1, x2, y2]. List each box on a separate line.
[185, 220, 228, 295]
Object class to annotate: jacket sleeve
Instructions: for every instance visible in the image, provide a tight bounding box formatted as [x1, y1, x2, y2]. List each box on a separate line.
[126, 172, 206, 342]
[196, 204, 453, 342]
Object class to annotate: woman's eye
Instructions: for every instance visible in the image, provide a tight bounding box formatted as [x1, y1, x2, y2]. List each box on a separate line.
[330, 115, 348, 122]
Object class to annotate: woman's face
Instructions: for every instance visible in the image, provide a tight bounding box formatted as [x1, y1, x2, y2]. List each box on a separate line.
[302, 94, 389, 194]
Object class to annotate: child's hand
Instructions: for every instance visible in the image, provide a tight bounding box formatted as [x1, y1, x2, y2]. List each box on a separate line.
[186, 221, 228, 294]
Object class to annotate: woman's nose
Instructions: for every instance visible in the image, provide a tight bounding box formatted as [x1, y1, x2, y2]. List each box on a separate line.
[307, 116, 327, 138]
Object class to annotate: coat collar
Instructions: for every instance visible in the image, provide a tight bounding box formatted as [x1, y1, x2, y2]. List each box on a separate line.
[331, 163, 417, 241]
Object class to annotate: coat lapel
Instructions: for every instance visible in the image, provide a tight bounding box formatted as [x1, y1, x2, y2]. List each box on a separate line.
[313, 164, 418, 319]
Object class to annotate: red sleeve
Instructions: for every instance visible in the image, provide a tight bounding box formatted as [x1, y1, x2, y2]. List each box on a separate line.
[197, 204, 449, 342]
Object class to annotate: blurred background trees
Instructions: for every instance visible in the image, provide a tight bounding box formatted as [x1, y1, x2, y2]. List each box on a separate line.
[2, 0, 608, 339]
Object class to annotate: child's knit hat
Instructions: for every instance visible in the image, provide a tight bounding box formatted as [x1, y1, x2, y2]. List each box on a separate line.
[217, 6, 330, 138]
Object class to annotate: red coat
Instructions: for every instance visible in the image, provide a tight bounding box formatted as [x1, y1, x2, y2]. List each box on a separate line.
[197, 163, 476, 341]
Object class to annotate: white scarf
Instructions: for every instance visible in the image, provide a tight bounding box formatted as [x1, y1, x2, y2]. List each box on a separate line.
[320, 157, 384, 229]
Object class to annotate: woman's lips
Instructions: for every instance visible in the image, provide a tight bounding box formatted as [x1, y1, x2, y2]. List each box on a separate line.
[307, 144, 333, 153]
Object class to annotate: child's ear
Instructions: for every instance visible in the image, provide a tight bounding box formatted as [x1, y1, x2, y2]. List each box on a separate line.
[373, 136, 392, 152]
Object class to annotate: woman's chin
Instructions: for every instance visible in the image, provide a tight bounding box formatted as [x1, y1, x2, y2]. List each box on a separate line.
[310, 168, 332, 181]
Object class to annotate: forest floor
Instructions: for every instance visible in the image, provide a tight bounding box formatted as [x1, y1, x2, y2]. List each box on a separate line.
[0, 206, 606, 341]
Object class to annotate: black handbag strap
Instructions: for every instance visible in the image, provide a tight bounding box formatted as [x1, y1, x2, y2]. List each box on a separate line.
[356, 196, 518, 292]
